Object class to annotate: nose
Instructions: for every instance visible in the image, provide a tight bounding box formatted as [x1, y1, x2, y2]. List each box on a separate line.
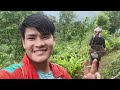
[34, 37, 45, 47]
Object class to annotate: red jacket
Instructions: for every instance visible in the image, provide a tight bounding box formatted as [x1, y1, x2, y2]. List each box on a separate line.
[0, 54, 72, 79]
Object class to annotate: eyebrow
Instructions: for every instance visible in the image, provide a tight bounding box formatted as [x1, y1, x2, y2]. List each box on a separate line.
[26, 34, 37, 37]
[26, 33, 51, 38]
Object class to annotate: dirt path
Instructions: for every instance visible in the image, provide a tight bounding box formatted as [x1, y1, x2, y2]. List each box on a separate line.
[99, 50, 120, 73]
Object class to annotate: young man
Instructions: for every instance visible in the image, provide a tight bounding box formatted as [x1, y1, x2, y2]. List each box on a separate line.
[0, 13, 100, 79]
[89, 27, 106, 71]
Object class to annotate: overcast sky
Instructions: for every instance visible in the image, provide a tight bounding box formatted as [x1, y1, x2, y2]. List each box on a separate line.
[43, 11, 100, 16]
[43, 11, 101, 21]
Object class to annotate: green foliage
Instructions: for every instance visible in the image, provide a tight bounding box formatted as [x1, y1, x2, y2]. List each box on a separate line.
[0, 44, 15, 69]
[47, 15, 56, 23]
[95, 13, 110, 30]
[51, 40, 88, 79]
[100, 69, 110, 79]
[102, 30, 120, 52]
[52, 56, 84, 79]
[102, 55, 120, 79]
[58, 11, 76, 41]
[101, 30, 120, 54]
[112, 37, 120, 51]
[104, 11, 120, 33]
[114, 29, 120, 37]
[0, 11, 120, 79]
[110, 56, 120, 78]
[50, 38, 90, 78]
[59, 11, 75, 24]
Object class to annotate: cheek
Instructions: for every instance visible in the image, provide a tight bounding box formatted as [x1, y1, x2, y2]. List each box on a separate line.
[46, 41, 55, 50]
[24, 41, 34, 51]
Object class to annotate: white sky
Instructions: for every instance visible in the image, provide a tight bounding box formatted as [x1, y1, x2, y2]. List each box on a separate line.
[43, 11, 101, 21]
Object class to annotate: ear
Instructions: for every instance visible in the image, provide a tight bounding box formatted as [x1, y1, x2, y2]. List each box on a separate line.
[22, 38, 25, 49]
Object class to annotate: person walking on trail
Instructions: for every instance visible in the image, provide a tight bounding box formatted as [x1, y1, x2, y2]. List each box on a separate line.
[89, 27, 106, 71]
[0, 13, 100, 79]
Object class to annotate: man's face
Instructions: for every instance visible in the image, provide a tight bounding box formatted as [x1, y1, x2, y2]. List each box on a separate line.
[22, 27, 55, 63]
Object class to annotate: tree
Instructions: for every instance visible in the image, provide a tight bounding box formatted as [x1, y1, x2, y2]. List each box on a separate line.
[95, 12, 110, 30]
[48, 15, 56, 23]
[104, 11, 120, 33]
[58, 11, 75, 41]
[73, 17, 95, 48]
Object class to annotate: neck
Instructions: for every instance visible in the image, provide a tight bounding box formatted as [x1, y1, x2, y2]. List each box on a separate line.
[30, 60, 51, 73]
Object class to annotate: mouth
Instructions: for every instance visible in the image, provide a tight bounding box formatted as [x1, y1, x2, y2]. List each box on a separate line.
[33, 49, 47, 55]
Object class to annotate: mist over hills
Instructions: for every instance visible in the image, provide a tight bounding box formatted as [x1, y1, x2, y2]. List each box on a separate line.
[43, 11, 100, 21]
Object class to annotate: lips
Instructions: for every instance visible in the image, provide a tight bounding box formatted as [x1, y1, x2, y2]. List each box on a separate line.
[33, 48, 47, 55]
[34, 49, 47, 52]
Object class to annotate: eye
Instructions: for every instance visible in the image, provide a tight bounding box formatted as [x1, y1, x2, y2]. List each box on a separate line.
[43, 35, 51, 39]
[27, 38, 35, 40]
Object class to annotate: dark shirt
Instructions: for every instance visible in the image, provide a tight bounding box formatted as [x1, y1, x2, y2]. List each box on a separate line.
[89, 35, 105, 48]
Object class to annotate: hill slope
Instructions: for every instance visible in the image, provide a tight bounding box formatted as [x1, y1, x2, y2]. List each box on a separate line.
[99, 50, 120, 79]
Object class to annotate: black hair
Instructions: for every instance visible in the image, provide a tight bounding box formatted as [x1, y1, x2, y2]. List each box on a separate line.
[19, 13, 55, 39]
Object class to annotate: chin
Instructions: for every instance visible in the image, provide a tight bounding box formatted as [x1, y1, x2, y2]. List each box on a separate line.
[27, 52, 51, 63]
[35, 59, 47, 63]
[32, 56, 49, 63]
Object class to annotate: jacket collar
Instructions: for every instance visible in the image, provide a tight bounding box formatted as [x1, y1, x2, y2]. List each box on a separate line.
[21, 54, 64, 78]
